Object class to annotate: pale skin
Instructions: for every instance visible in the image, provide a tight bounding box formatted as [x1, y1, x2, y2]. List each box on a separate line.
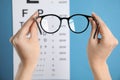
[88, 13, 118, 80]
[10, 12, 40, 80]
[10, 12, 118, 80]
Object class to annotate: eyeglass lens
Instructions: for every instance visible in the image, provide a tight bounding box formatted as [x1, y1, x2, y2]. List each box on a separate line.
[69, 15, 88, 33]
[41, 15, 60, 33]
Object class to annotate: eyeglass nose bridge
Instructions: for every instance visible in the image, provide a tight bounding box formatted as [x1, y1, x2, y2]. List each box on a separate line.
[58, 17, 71, 29]
[59, 17, 70, 21]
[59, 17, 71, 25]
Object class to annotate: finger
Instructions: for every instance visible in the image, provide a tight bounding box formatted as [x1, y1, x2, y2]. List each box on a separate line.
[20, 11, 38, 37]
[89, 18, 97, 40]
[92, 13, 112, 35]
[30, 16, 42, 40]
[30, 21, 38, 40]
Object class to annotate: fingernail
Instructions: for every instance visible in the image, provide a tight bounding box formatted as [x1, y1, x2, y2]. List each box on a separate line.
[33, 10, 38, 18]
[92, 12, 96, 15]
[89, 18, 92, 22]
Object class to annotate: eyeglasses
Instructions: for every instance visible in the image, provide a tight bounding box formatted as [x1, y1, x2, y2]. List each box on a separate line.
[34, 14, 98, 39]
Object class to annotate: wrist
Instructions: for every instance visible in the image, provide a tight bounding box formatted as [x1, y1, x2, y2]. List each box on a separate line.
[89, 60, 111, 80]
[89, 60, 107, 71]
[89, 59, 107, 67]
[20, 62, 36, 74]
[15, 63, 36, 80]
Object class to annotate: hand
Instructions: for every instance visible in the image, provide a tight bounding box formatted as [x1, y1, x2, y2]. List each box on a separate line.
[87, 13, 118, 63]
[10, 11, 40, 80]
[87, 13, 118, 80]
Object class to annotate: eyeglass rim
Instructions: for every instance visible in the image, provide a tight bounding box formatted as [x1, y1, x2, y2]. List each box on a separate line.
[68, 14, 91, 34]
[40, 14, 62, 34]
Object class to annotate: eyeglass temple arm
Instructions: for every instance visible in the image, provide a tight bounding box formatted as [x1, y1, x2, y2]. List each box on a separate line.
[34, 18, 42, 35]
[93, 17, 99, 39]
[93, 24, 98, 39]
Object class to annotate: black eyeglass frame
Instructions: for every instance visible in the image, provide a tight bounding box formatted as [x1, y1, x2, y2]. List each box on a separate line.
[34, 14, 98, 39]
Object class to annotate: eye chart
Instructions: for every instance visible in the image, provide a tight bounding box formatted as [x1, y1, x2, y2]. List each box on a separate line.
[12, 0, 70, 80]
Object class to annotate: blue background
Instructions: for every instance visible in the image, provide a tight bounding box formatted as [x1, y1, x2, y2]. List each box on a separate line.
[0, 0, 120, 80]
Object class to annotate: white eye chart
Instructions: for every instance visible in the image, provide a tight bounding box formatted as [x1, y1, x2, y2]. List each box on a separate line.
[12, 0, 70, 80]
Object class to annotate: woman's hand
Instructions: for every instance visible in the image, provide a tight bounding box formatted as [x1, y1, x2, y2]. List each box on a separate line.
[10, 11, 40, 80]
[87, 13, 118, 80]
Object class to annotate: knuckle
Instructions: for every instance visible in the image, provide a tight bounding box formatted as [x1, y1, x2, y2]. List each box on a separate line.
[12, 36, 23, 46]
[113, 38, 119, 46]
[110, 38, 118, 47]
[12, 37, 19, 45]
[9, 36, 13, 43]
[104, 38, 118, 48]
